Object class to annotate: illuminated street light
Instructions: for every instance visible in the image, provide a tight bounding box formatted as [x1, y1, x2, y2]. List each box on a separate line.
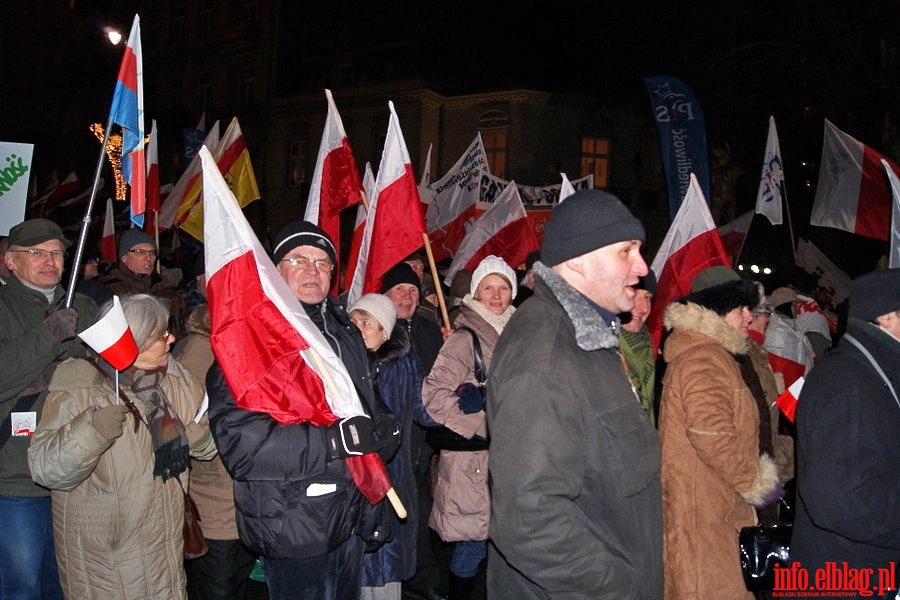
[104, 27, 122, 45]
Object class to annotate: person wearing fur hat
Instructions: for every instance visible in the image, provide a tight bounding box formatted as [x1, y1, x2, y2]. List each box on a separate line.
[791, 268, 900, 595]
[659, 268, 785, 599]
[618, 269, 659, 426]
[487, 190, 660, 599]
[349, 294, 438, 600]
[100, 227, 186, 337]
[205, 220, 401, 600]
[423, 255, 517, 598]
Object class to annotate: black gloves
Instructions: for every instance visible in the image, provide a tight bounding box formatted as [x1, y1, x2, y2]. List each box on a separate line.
[326, 414, 401, 463]
[43, 307, 78, 342]
[456, 382, 485, 414]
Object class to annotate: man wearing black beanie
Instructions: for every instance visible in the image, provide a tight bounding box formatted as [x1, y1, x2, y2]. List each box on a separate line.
[487, 190, 662, 599]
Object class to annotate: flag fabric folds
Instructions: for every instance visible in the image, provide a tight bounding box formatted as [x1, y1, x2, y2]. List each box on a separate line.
[108, 14, 146, 228]
[647, 173, 731, 352]
[811, 119, 899, 241]
[882, 159, 900, 268]
[344, 162, 375, 292]
[717, 210, 753, 266]
[200, 146, 391, 505]
[763, 315, 814, 389]
[559, 173, 576, 203]
[78, 295, 139, 371]
[304, 90, 363, 294]
[443, 181, 539, 285]
[775, 376, 804, 423]
[101, 197, 117, 263]
[158, 121, 220, 231]
[29, 171, 79, 218]
[146, 119, 160, 214]
[755, 116, 785, 225]
[347, 102, 427, 307]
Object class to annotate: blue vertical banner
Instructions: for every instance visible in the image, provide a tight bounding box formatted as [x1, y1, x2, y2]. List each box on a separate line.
[644, 76, 711, 221]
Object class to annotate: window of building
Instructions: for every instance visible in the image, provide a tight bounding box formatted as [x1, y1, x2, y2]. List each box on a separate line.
[288, 140, 307, 188]
[581, 136, 609, 189]
[479, 110, 510, 178]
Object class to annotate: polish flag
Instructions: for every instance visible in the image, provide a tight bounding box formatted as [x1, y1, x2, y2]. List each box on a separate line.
[763, 314, 814, 388]
[200, 146, 400, 510]
[78, 296, 139, 371]
[647, 173, 732, 353]
[145, 119, 160, 213]
[100, 197, 117, 263]
[158, 121, 220, 231]
[425, 133, 488, 261]
[717, 210, 753, 266]
[443, 181, 538, 285]
[755, 116, 785, 226]
[774, 376, 804, 423]
[882, 159, 900, 268]
[810, 119, 900, 241]
[304, 89, 363, 294]
[343, 162, 375, 292]
[346, 102, 427, 307]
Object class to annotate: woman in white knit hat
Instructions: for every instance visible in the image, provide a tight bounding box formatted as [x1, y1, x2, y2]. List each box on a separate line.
[422, 255, 516, 598]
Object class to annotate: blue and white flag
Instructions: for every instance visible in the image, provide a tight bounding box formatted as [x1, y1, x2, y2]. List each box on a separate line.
[644, 76, 711, 221]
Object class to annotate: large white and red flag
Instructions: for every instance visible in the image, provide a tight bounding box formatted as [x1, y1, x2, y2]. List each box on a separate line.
[647, 173, 732, 352]
[763, 315, 814, 389]
[346, 102, 427, 307]
[882, 159, 900, 268]
[443, 181, 539, 285]
[811, 119, 900, 240]
[717, 210, 753, 266]
[29, 171, 79, 217]
[200, 146, 394, 507]
[143, 119, 160, 235]
[100, 197, 117, 263]
[304, 89, 364, 293]
[343, 162, 375, 292]
[755, 116, 785, 226]
[424, 133, 488, 261]
[159, 121, 220, 231]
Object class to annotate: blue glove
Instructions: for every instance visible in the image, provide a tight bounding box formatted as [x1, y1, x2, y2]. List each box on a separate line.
[455, 383, 484, 414]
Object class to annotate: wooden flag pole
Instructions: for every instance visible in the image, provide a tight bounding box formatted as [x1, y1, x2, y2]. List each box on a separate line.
[421, 233, 451, 330]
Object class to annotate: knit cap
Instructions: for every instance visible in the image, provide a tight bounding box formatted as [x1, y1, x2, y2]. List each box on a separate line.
[272, 220, 336, 265]
[118, 228, 157, 258]
[470, 255, 517, 300]
[380, 262, 420, 294]
[349, 293, 397, 333]
[848, 268, 900, 321]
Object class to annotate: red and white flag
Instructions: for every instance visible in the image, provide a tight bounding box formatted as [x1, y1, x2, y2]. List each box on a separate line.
[344, 163, 375, 292]
[200, 146, 392, 506]
[417, 143, 433, 215]
[882, 159, 900, 268]
[78, 295, 139, 371]
[158, 121, 220, 231]
[346, 102, 427, 307]
[717, 210, 753, 266]
[29, 171, 79, 217]
[443, 181, 538, 285]
[146, 119, 160, 213]
[811, 119, 900, 241]
[100, 197, 117, 263]
[755, 116, 785, 226]
[424, 133, 488, 261]
[763, 314, 814, 389]
[774, 376, 804, 423]
[647, 173, 731, 352]
[304, 89, 363, 293]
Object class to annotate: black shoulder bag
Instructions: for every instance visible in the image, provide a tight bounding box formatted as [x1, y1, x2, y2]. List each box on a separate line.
[425, 326, 489, 452]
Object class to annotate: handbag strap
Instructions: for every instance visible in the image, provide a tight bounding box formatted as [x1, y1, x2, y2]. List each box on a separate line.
[843, 334, 900, 409]
[455, 326, 486, 385]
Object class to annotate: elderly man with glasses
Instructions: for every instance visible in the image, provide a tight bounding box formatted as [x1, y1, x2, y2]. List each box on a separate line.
[100, 228, 186, 336]
[0, 218, 99, 599]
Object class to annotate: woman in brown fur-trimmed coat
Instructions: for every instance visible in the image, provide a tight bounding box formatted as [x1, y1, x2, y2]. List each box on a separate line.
[659, 278, 784, 600]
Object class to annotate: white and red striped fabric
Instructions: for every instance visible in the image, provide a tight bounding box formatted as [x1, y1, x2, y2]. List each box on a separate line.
[100, 197, 117, 264]
[343, 163, 374, 292]
[158, 121, 220, 231]
[763, 314, 814, 389]
[774, 376, 804, 423]
[77, 296, 139, 371]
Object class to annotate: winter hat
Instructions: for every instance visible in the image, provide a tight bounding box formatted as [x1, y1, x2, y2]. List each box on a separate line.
[349, 293, 397, 334]
[683, 278, 761, 317]
[380, 262, 420, 294]
[118, 228, 156, 258]
[8, 218, 72, 248]
[540, 189, 645, 266]
[272, 220, 336, 265]
[636, 269, 658, 295]
[848, 268, 900, 322]
[691, 266, 740, 293]
[471, 255, 517, 300]
[768, 286, 798, 309]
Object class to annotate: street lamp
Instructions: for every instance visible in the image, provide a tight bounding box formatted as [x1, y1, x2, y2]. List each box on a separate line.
[104, 26, 122, 45]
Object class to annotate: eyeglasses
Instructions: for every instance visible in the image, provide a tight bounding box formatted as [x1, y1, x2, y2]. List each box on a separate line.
[8, 248, 66, 261]
[280, 255, 334, 273]
[128, 248, 159, 258]
[753, 308, 774, 317]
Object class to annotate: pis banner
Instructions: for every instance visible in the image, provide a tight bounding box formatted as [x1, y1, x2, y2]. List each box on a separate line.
[0, 142, 35, 235]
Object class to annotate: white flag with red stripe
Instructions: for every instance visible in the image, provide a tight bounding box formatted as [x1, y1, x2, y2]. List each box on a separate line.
[774, 375, 804, 423]
[100, 197, 117, 263]
[811, 120, 899, 240]
[78, 295, 139, 371]
[763, 314, 814, 389]
[158, 121, 220, 231]
[717, 210, 753, 266]
[443, 181, 538, 285]
[647, 173, 732, 352]
[344, 163, 375, 291]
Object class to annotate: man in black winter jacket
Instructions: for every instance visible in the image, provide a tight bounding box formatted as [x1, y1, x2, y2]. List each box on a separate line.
[207, 221, 399, 600]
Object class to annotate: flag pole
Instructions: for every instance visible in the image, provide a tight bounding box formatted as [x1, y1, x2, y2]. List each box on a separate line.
[421, 233, 451, 330]
[153, 210, 161, 275]
[66, 116, 114, 308]
[781, 181, 797, 258]
[306, 347, 407, 519]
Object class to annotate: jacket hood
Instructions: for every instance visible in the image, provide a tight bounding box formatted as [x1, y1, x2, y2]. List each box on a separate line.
[664, 301, 748, 356]
[533, 261, 619, 351]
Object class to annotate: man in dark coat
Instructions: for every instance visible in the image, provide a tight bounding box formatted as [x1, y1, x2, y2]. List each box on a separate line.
[487, 190, 662, 599]
[792, 267, 900, 599]
[207, 221, 399, 600]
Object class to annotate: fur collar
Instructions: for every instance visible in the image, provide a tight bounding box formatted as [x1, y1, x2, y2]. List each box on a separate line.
[371, 323, 411, 365]
[664, 301, 748, 354]
[533, 261, 619, 351]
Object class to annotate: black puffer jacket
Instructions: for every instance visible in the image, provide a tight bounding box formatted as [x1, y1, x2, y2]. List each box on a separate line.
[207, 296, 379, 559]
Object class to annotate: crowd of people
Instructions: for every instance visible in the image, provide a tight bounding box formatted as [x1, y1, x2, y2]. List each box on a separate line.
[0, 188, 897, 600]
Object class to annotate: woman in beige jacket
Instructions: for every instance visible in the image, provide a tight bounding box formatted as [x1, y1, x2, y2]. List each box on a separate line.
[28, 294, 214, 600]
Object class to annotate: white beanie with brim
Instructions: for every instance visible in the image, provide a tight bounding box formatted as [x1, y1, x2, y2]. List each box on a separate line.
[349, 293, 397, 334]
[470, 255, 517, 300]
